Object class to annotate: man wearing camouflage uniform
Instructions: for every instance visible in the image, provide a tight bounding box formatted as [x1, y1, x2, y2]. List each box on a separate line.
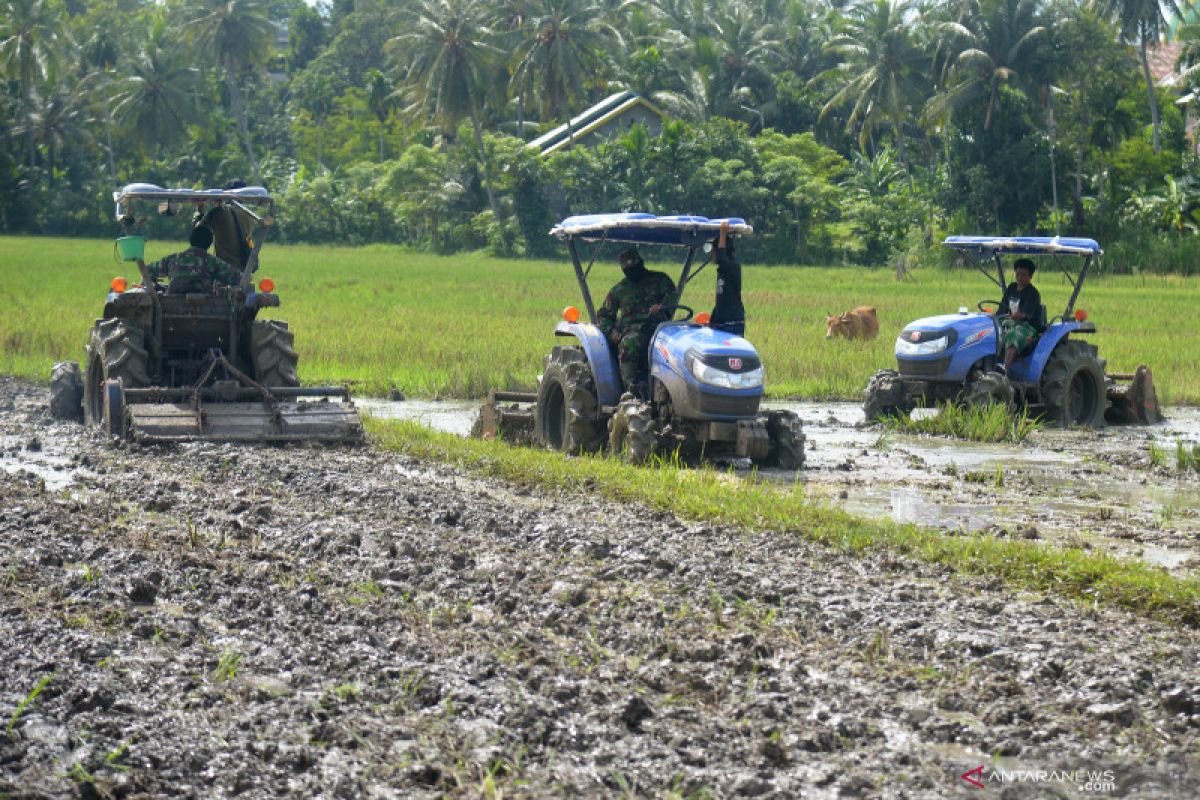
[597, 247, 677, 392]
[137, 225, 242, 294]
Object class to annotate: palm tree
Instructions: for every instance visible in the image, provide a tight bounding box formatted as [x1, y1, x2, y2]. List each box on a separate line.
[816, 0, 926, 179]
[112, 17, 200, 159]
[18, 75, 93, 184]
[510, 0, 619, 144]
[82, 27, 120, 187]
[0, 0, 68, 167]
[365, 69, 393, 163]
[391, 0, 502, 219]
[929, 0, 1049, 131]
[1092, 0, 1187, 153]
[705, 2, 783, 124]
[178, 0, 274, 181]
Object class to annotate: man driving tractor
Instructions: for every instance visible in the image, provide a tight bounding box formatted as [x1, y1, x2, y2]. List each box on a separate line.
[136, 224, 242, 294]
[597, 247, 677, 393]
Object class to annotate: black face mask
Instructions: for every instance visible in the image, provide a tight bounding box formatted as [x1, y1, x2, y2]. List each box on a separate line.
[622, 262, 646, 281]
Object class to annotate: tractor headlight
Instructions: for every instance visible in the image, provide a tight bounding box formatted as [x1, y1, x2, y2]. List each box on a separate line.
[895, 334, 949, 356]
[689, 358, 764, 389]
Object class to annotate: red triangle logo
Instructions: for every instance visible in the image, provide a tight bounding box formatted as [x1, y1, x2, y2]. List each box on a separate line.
[961, 765, 985, 788]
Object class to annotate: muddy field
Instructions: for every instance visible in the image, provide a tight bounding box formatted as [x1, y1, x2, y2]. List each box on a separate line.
[360, 398, 1200, 578]
[3, 378, 1200, 798]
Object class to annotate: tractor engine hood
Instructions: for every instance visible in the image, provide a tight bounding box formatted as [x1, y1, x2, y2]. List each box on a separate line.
[894, 313, 992, 358]
[652, 324, 765, 421]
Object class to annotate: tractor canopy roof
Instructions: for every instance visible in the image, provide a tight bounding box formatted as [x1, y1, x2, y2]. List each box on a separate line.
[551, 213, 752, 247]
[942, 235, 1101, 257]
[113, 183, 273, 220]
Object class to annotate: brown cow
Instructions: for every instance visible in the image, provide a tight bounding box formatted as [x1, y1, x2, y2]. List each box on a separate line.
[825, 306, 879, 340]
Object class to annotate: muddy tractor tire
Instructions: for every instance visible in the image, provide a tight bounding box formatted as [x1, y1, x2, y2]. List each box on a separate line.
[863, 369, 913, 423]
[84, 319, 150, 428]
[250, 320, 300, 388]
[963, 371, 1015, 412]
[608, 396, 656, 464]
[535, 346, 605, 453]
[759, 410, 806, 470]
[49, 361, 84, 422]
[1041, 340, 1108, 428]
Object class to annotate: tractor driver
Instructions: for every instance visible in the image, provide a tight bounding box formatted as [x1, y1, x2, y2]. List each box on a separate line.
[995, 257, 1042, 373]
[136, 225, 243, 294]
[597, 247, 677, 394]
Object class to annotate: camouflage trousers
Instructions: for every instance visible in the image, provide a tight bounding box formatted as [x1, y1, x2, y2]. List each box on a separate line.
[1000, 319, 1036, 353]
[615, 329, 649, 388]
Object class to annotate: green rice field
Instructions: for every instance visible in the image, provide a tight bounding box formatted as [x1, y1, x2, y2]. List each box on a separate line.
[3, 235, 1198, 403]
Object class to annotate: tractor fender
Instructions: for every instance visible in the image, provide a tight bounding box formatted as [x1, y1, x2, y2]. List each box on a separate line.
[1013, 321, 1083, 383]
[554, 320, 622, 406]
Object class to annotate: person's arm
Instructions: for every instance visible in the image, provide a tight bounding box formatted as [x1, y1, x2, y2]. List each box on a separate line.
[137, 255, 166, 282]
[648, 276, 677, 322]
[996, 284, 1013, 317]
[717, 219, 729, 251]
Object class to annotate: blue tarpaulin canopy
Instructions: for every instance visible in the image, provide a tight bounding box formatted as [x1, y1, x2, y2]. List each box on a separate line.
[550, 213, 752, 246]
[113, 183, 273, 219]
[942, 235, 1101, 256]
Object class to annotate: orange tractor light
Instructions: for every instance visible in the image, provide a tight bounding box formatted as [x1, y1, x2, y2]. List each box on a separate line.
[258, 277, 276, 293]
[695, 311, 712, 325]
[562, 305, 580, 323]
[111, 276, 127, 293]
[1074, 308, 1088, 322]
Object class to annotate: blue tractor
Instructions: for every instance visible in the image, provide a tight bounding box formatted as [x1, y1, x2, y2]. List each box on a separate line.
[476, 213, 804, 467]
[863, 236, 1160, 427]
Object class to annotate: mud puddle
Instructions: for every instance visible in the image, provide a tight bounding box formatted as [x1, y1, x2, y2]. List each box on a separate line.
[362, 397, 1200, 575]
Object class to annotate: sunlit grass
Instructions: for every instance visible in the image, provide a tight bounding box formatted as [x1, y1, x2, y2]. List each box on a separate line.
[884, 401, 1042, 443]
[369, 418, 1200, 626]
[2, 235, 1197, 402]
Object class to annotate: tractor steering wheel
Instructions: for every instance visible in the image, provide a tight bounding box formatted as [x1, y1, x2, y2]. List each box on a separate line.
[977, 300, 1001, 314]
[671, 304, 694, 322]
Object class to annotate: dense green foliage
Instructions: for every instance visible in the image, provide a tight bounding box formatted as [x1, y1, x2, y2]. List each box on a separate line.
[4, 235, 1198, 403]
[2, 0, 1200, 270]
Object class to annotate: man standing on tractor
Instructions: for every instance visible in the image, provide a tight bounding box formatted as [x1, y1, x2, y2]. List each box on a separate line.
[598, 247, 677, 393]
[709, 219, 745, 336]
[995, 257, 1042, 373]
[136, 225, 243, 294]
[193, 179, 257, 271]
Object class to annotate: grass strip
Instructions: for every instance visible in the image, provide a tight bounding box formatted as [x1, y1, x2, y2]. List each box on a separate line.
[884, 401, 1042, 443]
[368, 417, 1200, 627]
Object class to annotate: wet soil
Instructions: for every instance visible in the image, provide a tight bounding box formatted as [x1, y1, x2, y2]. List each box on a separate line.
[3, 377, 1200, 798]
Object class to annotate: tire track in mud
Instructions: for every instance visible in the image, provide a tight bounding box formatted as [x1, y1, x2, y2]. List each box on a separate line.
[1, 377, 1198, 797]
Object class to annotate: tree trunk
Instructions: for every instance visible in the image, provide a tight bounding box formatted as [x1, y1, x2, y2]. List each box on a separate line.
[1072, 141, 1085, 229]
[103, 85, 117, 187]
[894, 120, 913, 191]
[470, 108, 500, 222]
[1140, 33, 1161, 155]
[225, 65, 261, 182]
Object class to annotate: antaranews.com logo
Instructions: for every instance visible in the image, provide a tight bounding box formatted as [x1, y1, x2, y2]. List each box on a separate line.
[961, 764, 1117, 794]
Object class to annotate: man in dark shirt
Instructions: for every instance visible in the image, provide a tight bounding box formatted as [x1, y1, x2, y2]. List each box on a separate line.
[136, 225, 242, 294]
[597, 248, 677, 391]
[996, 257, 1042, 372]
[709, 219, 745, 336]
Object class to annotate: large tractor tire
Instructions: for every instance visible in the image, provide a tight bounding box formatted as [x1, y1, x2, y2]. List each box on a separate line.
[963, 371, 1015, 412]
[608, 396, 656, 464]
[84, 319, 150, 428]
[863, 369, 913, 423]
[760, 410, 806, 470]
[1041, 340, 1108, 428]
[49, 361, 84, 422]
[250, 320, 300, 388]
[535, 346, 605, 453]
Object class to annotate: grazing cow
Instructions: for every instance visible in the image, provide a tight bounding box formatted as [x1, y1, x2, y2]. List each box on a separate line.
[825, 306, 879, 340]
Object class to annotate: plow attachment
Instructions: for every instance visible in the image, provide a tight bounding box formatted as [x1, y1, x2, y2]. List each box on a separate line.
[472, 390, 536, 444]
[1106, 365, 1163, 425]
[102, 354, 363, 443]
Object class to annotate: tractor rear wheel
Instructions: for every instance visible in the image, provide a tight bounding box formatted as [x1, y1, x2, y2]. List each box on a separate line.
[535, 346, 605, 453]
[963, 372, 1015, 412]
[1041, 340, 1108, 428]
[759, 410, 806, 470]
[251, 320, 300, 388]
[49, 361, 84, 422]
[863, 369, 913, 422]
[84, 319, 150, 428]
[608, 396, 656, 464]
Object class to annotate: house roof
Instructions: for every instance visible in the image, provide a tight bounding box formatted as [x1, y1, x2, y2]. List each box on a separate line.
[528, 91, 667, 155]
[1148, 41, 1185, 87]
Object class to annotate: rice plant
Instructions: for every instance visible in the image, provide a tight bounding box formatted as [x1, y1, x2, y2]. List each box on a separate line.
[883, 401, 1041, 443]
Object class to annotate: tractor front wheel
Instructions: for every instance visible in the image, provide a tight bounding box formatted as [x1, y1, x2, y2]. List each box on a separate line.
[758, 410, 806, 470]
[49, 361, 84, 422]
[84, 319, 149, 428]
[863, 369, 913, 423]
[1041, 340, 1108, 428]
[608, 396, 656, 464]
[963, 371, 1015, 412]
[535, 346, 604, 453]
